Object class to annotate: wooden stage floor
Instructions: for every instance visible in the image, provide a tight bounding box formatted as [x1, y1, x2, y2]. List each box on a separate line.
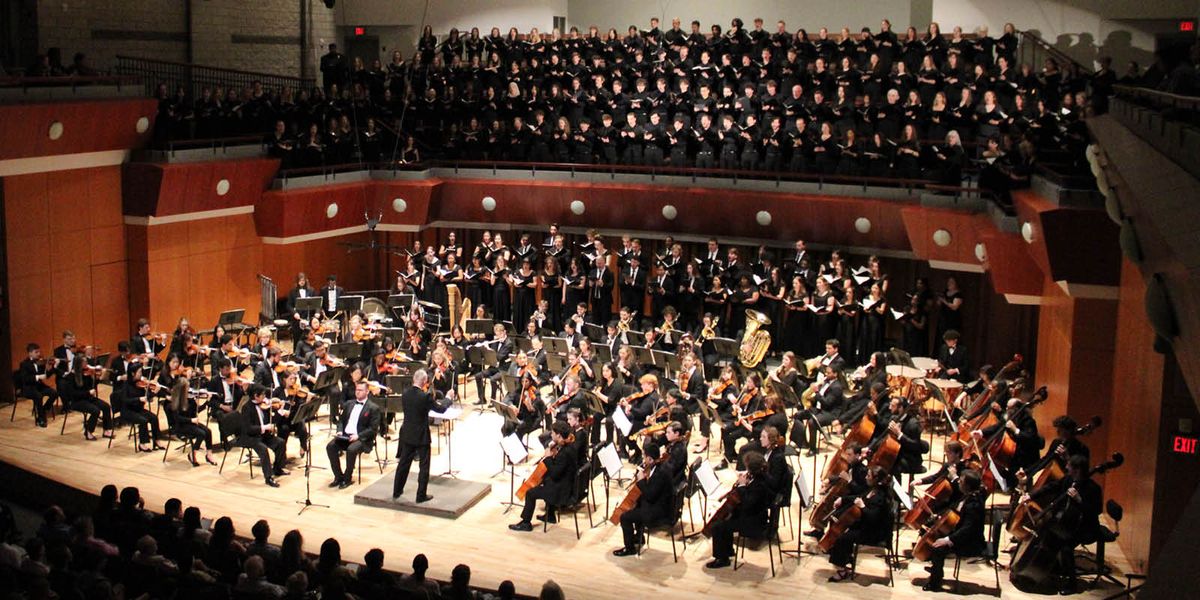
[0, 391, 1131, 599]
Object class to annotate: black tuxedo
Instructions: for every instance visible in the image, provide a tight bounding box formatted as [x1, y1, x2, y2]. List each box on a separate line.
[321, 284, 345, 316]
[711, 477, 772, 559]
[792, 378, 845, 450]
[254, 361, 284, 392]
[519, 441, 581, 522]
[205, 376, 245, 416]
[476, 336, 516, 403]
[619, 266, 646, 313]
[238, 401, 287, 481]
[589, 267, 615, 325]
[927, 492, 988, 582]
[392, 386, 450, 498]
[647, 274, 677, 318]
[326, 398, 381, 483]
[18, 358, 57, 423]
[937, 344, 969, 383]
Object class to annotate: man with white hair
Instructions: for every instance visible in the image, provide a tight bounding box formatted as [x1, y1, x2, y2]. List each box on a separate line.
[393, 369, 451, 503]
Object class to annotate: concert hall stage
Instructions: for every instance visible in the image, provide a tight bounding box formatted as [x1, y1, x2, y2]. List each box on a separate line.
[0, 396, 1128, 600]
[355, 475, 491, 518]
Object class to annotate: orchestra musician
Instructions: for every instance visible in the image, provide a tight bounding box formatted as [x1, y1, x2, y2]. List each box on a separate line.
[791, 365, 846, 455]
[327, 380, 381, 490]
[59, 351, 113, 440]
[18, 343, 58, 428]
[274, 371, 312, 459]
[911, 440, 968, 513]
[393, 369, 451, 503]
[51, 330, 77, 381]
[717, 374, 765, 470]
[130, 318, 167, 371]
[508, 421, 581, 532]
[545, 373, 587, 429]
[286, 272, 317, 344]
[612, 443, 675, 557]
[936, 329, 970, 384]
[674, 353, 708, 450]
[921, 469, 987, 591]
[240, 385, 289, 487]
[502, 372, 545, 439]
[826, 466, 894, 582]
[205, 360, 246, 417]
[973, 395, 1041, 485]
[805, 441, 870, 539]
[592, 362, 624, 444]
[1019, 454, 1103, 594]
[734, 396, 789, 469]
[254, 348, 285, 393]
[619, 374, 659, 463]
[163, 354, 217, 466]
[1020, 415, 1091, 484]
[475, 323, 515, 405]
[704, 451, 773, 570]
[322, 274, 344, 318]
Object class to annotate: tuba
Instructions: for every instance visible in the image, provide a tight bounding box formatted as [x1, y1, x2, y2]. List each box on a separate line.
[738, 309, 772, 368]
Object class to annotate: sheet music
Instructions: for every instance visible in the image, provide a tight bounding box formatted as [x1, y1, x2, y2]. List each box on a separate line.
[430, 406, 461, 421]
[500, 433, 528, 464]
[860, 298, 878, 311]
[694, 459, 721, 497]
[851, 265, 870, 276]
[611, 408, 633, 437]
[890, 308, 906, 320]
[892, 477, 914, 510]
[988, 458, 1009, 492]
[527, 433, 546, 455]
[853, 274, 870, 285]
[795, 468, 812, 507]
[597, 443, 623, 478]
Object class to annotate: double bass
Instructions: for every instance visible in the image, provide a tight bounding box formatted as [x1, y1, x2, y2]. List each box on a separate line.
[968, 386, 1048, 490]
[1009, 453, 1123, 591]
[1006, 416, 1103, 540]
[953, 355, 1023, 443]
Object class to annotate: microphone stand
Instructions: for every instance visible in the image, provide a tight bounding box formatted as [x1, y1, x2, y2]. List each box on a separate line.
[292, 398, 329, 515]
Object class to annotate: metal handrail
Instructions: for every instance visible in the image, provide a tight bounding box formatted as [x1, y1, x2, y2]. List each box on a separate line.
[115, 55, 314, 99]
[1114, 84, 1200, 110]
[1017, 30, 1093, 75]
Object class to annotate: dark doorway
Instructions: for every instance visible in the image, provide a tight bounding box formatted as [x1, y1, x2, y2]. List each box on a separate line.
[345, 34, 380, 71]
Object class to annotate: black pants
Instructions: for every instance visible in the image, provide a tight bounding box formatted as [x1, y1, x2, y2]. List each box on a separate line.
[722, 424, 753, 462]
[174, 421, 213, 450]
[828, 529, 869, 568]
[502, 417, 539, 439]
[122, 407, 160, 444]
[22, 385, 57, 422]
[711, 518, 751, 560]
[520, 485, 555, 522]
[619, 505, 666, 549]
[393, 442, 431, 497]
[70, 398, 112, 433]
[279, 420, 309, 452]
[695, 151, 715, 168]
[928, 546, 953, 581]
[475, 368, 502, 403]
[327, 437, 368, 482]
[245, 436, 286, 480]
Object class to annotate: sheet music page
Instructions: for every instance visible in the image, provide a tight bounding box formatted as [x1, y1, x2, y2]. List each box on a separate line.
[988, 458, 1009, 492]
[611, 408, 634, 436]
[694, 459, 721, 497]
[892, 476, 914, 510]
[431, 406, 461, 421]
[795, 468, 812, 507]
[500, 433, 528, 464]
[597, 443, 623, 478]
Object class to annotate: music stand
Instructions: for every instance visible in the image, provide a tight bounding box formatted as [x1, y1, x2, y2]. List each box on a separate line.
[624, 330, 647, 346]
[336, 295, 364, 314]
[651, 350, 675, 375]
[497, 428, 528, 512]
[710, 337, 740, 366]
[629, 346, 654, 369]
[329, 342, 361, 362]
[515, 337, 533, 354]
[582, 323, 605, 342]
[314, 366, 346, 427]
[543, 337, 569, 355]
[595, 345, 613, 364]
[465, 319, 495, 337]
[696, 400, 721, 459]
[218, 309, 251, 343]
[292, 396, 329, 515]
[500, 373, 519, 397]
[769, 379, 800, 408]
[377, 384, 407, 466]
[429, 404, 462, 478]
[294, 297, 323, 321]
[546, 354, 568, 374]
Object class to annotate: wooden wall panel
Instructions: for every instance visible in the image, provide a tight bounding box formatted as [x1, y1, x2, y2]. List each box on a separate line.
[4, 167, 129, 368]
[1106, 260, 1164, 571]
[0, 99, 156, 161]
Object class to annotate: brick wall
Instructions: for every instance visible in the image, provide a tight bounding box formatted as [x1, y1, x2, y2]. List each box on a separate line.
[36, 0, 338, 81]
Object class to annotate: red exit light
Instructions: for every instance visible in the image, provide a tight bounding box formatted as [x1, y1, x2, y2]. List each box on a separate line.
[1181, 21, 1195, 32]
[354, 26, 366, 36]
[1174, 435, 1198, 455]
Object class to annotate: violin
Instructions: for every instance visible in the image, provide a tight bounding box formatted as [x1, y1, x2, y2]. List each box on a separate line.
[707, 379, 734, 401]
[320, 354, 347, 368]
[286, 382, 313, 399]
[170, 365, 195, 379]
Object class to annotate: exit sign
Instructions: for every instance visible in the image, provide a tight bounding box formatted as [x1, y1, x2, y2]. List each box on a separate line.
[1181, 20, 1196, 32]
[1174, 435, 1198, 455]
[354, 26, 366, 36]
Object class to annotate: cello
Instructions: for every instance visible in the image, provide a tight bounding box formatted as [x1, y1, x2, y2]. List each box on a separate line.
[609, 452, 667, 525]
[1006, 416, 1103, 539]
[953, 355, 1023, 442]
[516, 433, 574, 501]
[1009, 453, 1123, 591]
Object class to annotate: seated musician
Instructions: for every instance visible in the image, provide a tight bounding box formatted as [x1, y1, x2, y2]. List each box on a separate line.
[806, 441, 870, 539]
[832, 381, 887, 435]
[554, 348, 594, 391]
[124, 367, 165, 453]
[1019, 415, 1090, 486]
[705, 451, 773, 570]
[509, 421, 581, 531]
[250, 327, 275, 363]
[18, 343, 58, 428]
[974, 396, 1041, 486]
[922, 469, 988, 591]
[659, 421, 689, 485]
[502, 372, 545, 439]
[911, 440, 968, 514]
[791, 365, 845, 455]
[240, 385, 290, 487]
[655, 306, 681, 350]
[1019, 454, 1103, 594]
[561, 319, 583, 350]
[545, 373, 588, 431]
[428, 349, 457, 402]
[527, 336, 549, 377]
[735, 394, 788, 469]
[206, 360, 246, 417]
[826, 465, 894, 582]
[565, 408, 591, 466]
[809, 339, 847, 384]
[619, 374, 659, 464]
[757, 426, 790, 498]
[274, 372, 312, 459]
[718, 374, 765, 470]
[616, 307, 639, 343]
[612, 443, 676, 557]
[162, 355, 217, 466]
[593, 362, 625, 444]
[673, 353, 708, 450]
[253, 348, 285, 393]
[475, 322, 515, 405]
[59, 352, 113, 441]
[707, 365, 739, 448]
[326, 380, 381, 490]
[401, 322, 426, 361]
[878, 396, 926, 476]
[768, 351, 803, 399]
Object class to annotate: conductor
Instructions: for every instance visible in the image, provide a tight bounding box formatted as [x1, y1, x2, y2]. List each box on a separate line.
[327, 380, 381, 489]
[392, 369, 450, 503]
